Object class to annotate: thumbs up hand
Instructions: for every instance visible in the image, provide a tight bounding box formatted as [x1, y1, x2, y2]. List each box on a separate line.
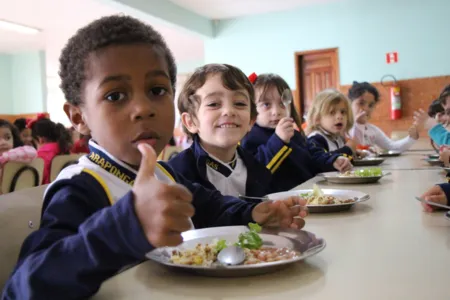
[132, 143, 194, 248]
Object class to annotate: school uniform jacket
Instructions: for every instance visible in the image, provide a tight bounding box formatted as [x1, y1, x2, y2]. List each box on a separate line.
[241, 124, 338, 192]
[307, 130, 353, 162]
[2, 141, 257, 300]
[168, 136, 273, 198]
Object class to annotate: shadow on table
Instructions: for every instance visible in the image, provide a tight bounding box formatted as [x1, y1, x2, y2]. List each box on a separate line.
[132, 257, 327, 298]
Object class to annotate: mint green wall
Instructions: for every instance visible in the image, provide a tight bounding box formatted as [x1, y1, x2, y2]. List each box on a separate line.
[0, 51, 46, 114]
[10, 51, 46, 114]
[205, 0, 449, 88]
[0, 55, 13, 113]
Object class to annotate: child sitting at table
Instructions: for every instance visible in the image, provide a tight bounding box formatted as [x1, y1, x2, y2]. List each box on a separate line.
[168, 64, 273, 198]
[0, 119, 37, 194]
[241, 73, 351, 192]
[348, 81, 420, 152]
[414, 85, 450, 146]
[306, 89, 357, 163]
[28, 116, 72, 184]
[2, 15, 307, 300]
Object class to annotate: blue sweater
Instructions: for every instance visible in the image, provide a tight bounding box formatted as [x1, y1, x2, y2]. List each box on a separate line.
[429, 124, 450, 146]
[307, 134, 353, 160]
[2, 152, 257, 299]
[168, 136, 274, 198]
[241, 124, 338, 191]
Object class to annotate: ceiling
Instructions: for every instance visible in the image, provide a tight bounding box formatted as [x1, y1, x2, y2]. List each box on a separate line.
[0, 0, 204, 76]
[167, 0, 340, 19]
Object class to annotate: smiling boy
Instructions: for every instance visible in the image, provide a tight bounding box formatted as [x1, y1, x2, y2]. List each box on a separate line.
[2, 16, 307, 300]
[168, 64, 273, 198]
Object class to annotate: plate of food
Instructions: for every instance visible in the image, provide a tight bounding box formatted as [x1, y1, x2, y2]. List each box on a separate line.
[442, 167, 450, 172]
[146, 223, 325, 277]
[352, 157, 385, 166]
[266, 185, 370, 213]
[425, 158, 444, 166]
[319, 167, 390, 184]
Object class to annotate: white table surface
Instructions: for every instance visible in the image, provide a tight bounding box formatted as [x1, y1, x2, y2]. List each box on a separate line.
[94, 148, 450, 300]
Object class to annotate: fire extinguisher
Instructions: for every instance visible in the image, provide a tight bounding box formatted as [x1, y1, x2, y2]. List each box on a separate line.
[381, 75, 401, 120]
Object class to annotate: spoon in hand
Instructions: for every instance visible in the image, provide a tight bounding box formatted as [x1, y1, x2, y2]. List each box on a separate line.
[281, 89, 293, 118]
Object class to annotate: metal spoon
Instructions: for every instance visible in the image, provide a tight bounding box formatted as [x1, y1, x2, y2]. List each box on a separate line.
[217, 245, 246, 266]
[415, 196, 450, 210]
[281, 89, 293, 118]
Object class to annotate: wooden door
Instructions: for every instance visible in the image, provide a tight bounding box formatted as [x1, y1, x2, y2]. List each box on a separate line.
[295, 48, 340, 119]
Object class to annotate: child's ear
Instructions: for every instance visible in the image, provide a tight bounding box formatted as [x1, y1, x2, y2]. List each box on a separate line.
[180, 112, 199, 134]
[64, 102, 90, 135]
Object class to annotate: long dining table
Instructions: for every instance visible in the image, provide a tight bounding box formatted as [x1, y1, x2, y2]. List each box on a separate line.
[93, 139, 450, 300]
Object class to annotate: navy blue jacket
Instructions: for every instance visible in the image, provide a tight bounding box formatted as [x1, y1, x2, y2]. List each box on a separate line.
[241, 124, 339, 191]
[2, 162, 257, 300]
[307, 134, 353, 163]
[168, 136, 273, 197]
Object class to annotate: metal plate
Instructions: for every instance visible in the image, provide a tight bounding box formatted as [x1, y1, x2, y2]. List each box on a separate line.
[318, 171, 390, 184]
[428, 154, 440, 159]
[266, 189, 370, 213]
[446, 211, 450, 220]
[146, 226, 325, 277]
[352, 157, 385, 166]
[425, 158, 444, 166]
[443, 167, 450, 172]
[377, 150, 401, 157]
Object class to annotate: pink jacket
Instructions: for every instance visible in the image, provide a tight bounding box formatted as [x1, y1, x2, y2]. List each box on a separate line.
[0, 146, 37, 165]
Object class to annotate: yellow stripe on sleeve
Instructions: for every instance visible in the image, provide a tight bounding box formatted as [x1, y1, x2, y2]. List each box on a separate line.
[266, 146, 289, 170]
[82, 168, 114, 205]
[156, 163, 176, 183]
[270, 148, 293, 174]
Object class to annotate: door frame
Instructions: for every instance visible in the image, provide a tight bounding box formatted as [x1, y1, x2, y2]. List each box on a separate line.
[294, 47, 340, 118]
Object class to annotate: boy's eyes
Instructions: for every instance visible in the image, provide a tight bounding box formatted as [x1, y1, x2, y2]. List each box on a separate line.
[104, 87, 169, 102]
[105, 92, 126, 102]
[149, 87, 168, 96]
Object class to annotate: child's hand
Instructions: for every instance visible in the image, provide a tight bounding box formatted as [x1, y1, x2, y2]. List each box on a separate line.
[355, 109, 367, 124]
[275, 117, 295, 144]
[133, 144, 195, 247]
[413, 109, 437, 130]
[420, 185, 448, 212]
[408, 125, 419, 140]
[439, 149, 450, 167]
[252, 196, 308, 229]
[333, 156, 352, 172]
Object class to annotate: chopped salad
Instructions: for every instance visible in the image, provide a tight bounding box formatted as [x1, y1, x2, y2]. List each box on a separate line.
[170, 223, 298, 266]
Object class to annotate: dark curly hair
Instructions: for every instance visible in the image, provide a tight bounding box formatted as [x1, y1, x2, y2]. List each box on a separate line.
[348, 81, 380, 102]
[59, 15, 177, 106]
[178, 64, 256, 137]
[0, 119, 23, 148]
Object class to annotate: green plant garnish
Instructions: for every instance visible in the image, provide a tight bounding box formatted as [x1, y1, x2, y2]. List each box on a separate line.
[235, 222, 263, 249]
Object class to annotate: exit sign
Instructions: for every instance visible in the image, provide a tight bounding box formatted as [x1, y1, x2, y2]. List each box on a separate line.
[386, 52, 398, 64]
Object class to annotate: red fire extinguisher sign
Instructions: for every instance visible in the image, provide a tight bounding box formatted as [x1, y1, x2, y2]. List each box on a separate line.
[386, 52, 398, 64]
